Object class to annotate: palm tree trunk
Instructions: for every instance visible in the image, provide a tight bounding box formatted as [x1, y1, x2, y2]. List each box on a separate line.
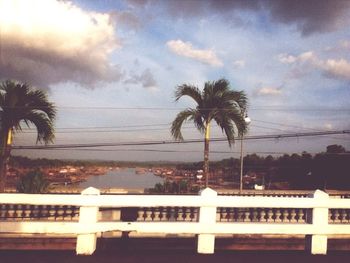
[0, 129, 11, 192]
[203, 121, 210, 188]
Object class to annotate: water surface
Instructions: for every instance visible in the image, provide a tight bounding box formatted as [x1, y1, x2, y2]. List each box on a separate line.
[79, 168, 163, 189]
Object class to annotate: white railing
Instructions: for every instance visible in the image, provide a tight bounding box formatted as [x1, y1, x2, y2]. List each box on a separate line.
[1, 187, 350, 255]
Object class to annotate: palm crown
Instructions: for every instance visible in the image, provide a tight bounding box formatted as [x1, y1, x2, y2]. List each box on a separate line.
[0, 80, 56, 192]
[0, 80, 56, 145]
[171, 78, 248, 187]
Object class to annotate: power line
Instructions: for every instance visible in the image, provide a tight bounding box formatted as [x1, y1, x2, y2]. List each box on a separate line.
[3, 106, 350, 111]
[12, 130, 350, 150]
[19, 124, 287, 134]
[251, 119, 350, 142]
[30, 148, 350, 156]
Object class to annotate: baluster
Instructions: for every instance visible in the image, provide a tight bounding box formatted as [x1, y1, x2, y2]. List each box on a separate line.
[216, 208, 222, 222]
[182, 207, 188, 221]
[340, 209, 348, 223]
[53, 205, 60, 220]
[266, 208, 274, 223]
[243, 209, 250, 222]
[232, 208, 238, 222]
[237, 208, 244, 222]
[259, 208, 266, 222]
[290, 209, 297, 223]
[190, 207, 197, 222]
[56, 205, 64, 220]
[165, 207, 170, 221]
[174, 207, 180, 221]
[221, 208, 228, 222]
[44, 205, 51, 219]
[164, 207, 171, 221]
[61, 206, 67, 220]
[64, 205, 71, 221]
[8, 204, 15, 218]
[145, 208, 153, 221]
[282, 209, 289, 223]
[150, 208, 157, 221]
[12, 205, 19, 220]
[329, 209, 333, 224]
[32, 205, 40, 219]
[274, 209, 282, 223]
[184, 207, 192, 222]
[177, 207, 184, 221]
[0, 204, 6, 219]
[252, 208, 259, 222]
[151, 207, 158, 221]
[157, 207, 164, 221]
[136, 208, 145, 221]
[24, 205, 32, 220]
[14, 205, 22, 219]
[226, 208, 233, 222]
[333, 209, 341, 223]
[143, 207, 148, 221]
[167, 207, 176, 221]
[72, 206, 80, 221]
[297, 209, 305, 223]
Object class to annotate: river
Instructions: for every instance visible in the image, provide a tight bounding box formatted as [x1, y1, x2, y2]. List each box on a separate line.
[79, 168, 164, 190]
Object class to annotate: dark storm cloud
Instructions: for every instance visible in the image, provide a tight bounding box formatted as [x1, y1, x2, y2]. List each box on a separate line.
[0, 0, 123, 89]
[124, 68, 158, 89]
[264, 0, 350, 36]
[0, 41, 123, 89]
[110, 10, 142, 30]
[126, 0, 350, 35]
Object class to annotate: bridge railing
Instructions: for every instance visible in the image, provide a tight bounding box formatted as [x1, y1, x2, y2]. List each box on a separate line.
[1, 187, 350, 255]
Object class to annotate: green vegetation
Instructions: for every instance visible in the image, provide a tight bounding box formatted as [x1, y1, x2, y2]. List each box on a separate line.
[16, 170, 50, 194]
[9, 156, 179, 168]
[171, 78, 248, 187]
[0, 80, 56, 192]
[175, 144, 350, 190]
[147, 180, 200, 194]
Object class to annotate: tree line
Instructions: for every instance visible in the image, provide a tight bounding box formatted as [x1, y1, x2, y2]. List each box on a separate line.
[177, 144, 350, 190]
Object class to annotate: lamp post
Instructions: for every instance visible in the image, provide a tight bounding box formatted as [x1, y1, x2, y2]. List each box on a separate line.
[239, 115, 251, 193]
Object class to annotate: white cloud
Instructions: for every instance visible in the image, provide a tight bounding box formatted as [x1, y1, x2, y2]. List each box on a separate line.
[278, 50, 350, 81]
[233, 59, 246, 69]
[278, 54, 297, 64]
[166, 39, 223, 67]
[254, 87, 282, 96]
[0, 0, 121, 88]
[278, 51, 315, 64]
[321, 59, 350, 81]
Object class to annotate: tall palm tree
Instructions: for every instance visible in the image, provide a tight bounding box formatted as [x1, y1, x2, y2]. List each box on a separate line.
[171, 78, 248, 188]
[0, 80, 56, 192]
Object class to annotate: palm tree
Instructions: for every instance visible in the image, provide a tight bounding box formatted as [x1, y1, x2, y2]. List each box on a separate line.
[171, 78, 248, 188]
[0, 80, 56, 192]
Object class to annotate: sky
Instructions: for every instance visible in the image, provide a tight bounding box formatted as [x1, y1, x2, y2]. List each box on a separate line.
[0, 0, 349, 162]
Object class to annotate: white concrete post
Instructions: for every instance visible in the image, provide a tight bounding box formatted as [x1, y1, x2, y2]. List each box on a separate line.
[76, 187, 100, 255]
[306, 190, 329, 255]
[197, 187, 217, 254]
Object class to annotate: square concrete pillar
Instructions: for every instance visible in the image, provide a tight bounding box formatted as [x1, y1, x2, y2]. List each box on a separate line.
[306, 190, 329, 255]
[197, 187, 217, 254]
[76, 187, 100, 255]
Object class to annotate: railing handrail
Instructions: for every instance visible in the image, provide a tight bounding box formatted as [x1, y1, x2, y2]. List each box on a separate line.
[1, 188, 350, 255]
[1, 191, 350, 209]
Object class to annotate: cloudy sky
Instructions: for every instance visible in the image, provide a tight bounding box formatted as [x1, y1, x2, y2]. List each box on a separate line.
[1, 0, 349, 161]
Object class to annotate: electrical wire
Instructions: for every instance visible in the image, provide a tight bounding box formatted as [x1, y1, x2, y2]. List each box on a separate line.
[12, 130, 350, 150]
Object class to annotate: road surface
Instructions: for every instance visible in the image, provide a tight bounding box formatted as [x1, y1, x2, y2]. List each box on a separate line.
[1, 250, 350, 263]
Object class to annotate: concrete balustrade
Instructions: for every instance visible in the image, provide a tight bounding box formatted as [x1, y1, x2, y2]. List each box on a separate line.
[1, 188, 350, 255]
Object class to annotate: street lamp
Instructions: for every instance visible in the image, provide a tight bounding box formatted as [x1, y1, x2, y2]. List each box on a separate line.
[239, 115, 251, 193]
